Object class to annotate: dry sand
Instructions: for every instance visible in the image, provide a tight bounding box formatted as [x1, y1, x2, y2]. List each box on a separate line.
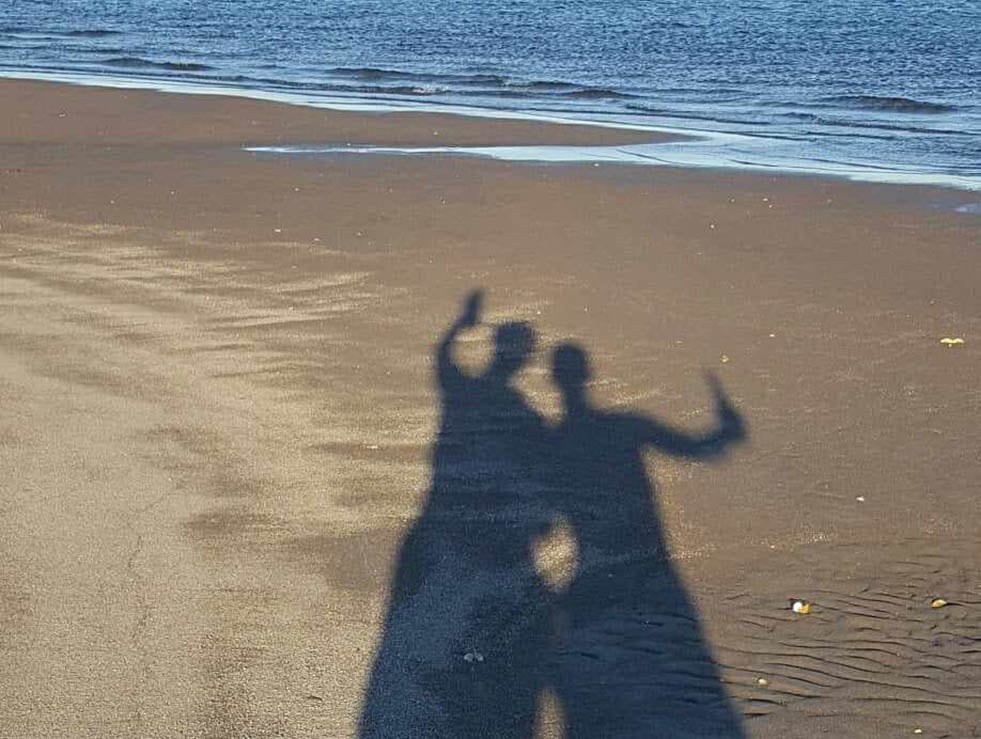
[0, 79, 978, 738]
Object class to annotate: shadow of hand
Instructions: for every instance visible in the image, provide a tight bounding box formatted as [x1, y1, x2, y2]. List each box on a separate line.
[705, 370, 747, 443]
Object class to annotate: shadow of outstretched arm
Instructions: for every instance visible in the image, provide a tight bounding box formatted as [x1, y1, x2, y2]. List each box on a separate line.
[632, 370, 746, 458]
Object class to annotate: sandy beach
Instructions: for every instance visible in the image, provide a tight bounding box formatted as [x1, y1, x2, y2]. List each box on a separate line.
[0, 78, 978, 738]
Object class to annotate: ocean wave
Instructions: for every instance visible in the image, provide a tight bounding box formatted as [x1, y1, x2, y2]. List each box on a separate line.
[0, 33, 65, 41]
[793, 113, 964, 136]
[65, 30, 121, 38]
[324, 84, 450, 96]
[322, 68, 636, 97]
[104, 56, 213, 72]
[818, 95, 956, 114]
[558, 87, 636, 100]
[328, 66, 502, 86]
[213, 73, 290, 88]
[503, 78, 575, 91]
[0, 28, 121, 39]
[198, 73, 429, 97]
[499, 78, 640, 100]
[410, 85, 449, 95]
[626, 103, 771, 126]
[330, 66, 423, 81]
[67, 46, 129, 55]
[293, 68, 638, 102]
[231, 78, 452, 98]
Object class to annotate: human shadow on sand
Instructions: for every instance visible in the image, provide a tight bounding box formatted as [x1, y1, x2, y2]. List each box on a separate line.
[358, 290, 747, 738]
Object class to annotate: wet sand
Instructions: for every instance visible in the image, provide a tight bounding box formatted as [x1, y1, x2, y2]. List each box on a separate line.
[0, 78, 978, 738]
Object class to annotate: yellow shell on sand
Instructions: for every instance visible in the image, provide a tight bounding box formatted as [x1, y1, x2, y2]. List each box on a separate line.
[791, 599, 811, 614]
[939, 337, 965, 346]
[930, 598, 948, 609]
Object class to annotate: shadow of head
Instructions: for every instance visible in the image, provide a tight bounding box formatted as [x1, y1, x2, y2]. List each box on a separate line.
[489, 321, 537, 379]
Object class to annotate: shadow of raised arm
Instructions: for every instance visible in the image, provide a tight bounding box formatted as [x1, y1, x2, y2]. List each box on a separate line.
[436, 289, 483, 389]
[633, 370, 746, 458]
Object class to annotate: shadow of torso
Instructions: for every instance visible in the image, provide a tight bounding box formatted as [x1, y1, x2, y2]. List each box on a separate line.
[359, 369, 554, 739]
[549, 408, 745, 738]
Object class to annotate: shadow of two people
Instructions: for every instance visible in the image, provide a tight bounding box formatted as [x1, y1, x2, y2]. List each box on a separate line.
[359, 290, 747, 738]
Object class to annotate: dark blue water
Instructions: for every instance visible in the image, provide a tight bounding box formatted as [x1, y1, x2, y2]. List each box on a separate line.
[2, 0, 979, 189]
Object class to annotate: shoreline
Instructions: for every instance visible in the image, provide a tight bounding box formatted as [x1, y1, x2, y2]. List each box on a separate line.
[3, 70, 980, 193]
[0, 77, 975, 231]
[0, 73, 674, 147]
[1, 78, 978, 738]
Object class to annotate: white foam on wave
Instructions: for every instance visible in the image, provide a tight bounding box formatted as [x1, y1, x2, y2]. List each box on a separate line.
[248, 142, 981, 192]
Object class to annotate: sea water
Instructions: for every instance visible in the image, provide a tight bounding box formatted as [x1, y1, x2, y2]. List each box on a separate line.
[1, 0, 978, 190]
